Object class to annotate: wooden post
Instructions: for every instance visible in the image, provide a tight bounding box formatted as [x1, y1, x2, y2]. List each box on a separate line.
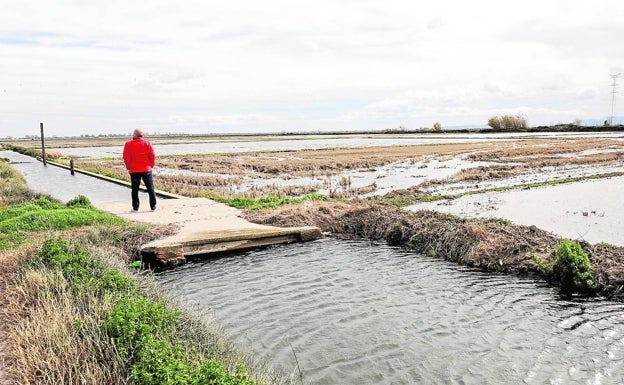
[70, 159, 75, 175]
[40, 122, 46, 166]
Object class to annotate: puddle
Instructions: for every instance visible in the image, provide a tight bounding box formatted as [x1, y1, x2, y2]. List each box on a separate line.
[427, 164, 624, 196]
[408, 176, 624, 246]
[157, 156, 493, 198]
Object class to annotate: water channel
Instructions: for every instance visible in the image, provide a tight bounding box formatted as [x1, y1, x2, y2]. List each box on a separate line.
[158, 239, 624, 385]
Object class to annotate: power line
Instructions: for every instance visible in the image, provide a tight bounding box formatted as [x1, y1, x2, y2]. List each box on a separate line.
[609, 73, 621, 125]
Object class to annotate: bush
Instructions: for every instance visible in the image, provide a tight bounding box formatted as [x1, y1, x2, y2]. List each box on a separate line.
[66, 195, 93, 208]
[487, 115, 527, 130]
[553, 239, 597, 295]
[487, 116, 502, 130]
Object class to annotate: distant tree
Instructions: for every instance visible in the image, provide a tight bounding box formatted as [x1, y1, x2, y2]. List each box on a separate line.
[433, 122, 442, 131]
[488, 114, 527, 130]
[487, 116, 502, 130]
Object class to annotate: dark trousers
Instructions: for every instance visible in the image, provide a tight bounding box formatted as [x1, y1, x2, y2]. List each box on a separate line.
[130, 172, 157, 210]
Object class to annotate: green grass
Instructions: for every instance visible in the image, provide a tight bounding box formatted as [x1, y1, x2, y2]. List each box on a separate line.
[30, 236, 258, 385]
[214, 192, 330, 210]
[105, 295, 256, 385]
[0, 196, 124, 250]
[0, 158, 39, 205]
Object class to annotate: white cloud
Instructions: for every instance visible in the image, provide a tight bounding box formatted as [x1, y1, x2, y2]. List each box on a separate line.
[1, 0, 623, 137]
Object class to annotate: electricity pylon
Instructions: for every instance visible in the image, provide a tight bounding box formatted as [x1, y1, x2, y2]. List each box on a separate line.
[609, 73, 621, 125]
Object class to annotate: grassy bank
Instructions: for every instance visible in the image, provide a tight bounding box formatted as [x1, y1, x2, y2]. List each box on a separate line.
[0, 160, 296, 385]
[243, 200, 623, 299]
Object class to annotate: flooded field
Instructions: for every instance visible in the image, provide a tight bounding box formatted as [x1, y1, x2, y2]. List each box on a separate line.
[43, 133, 624, 202]
[5, 131, 624, 245]
[10, 131, 621, 244]
[410, 176, 624, 246]
[43, 130, 624, 158]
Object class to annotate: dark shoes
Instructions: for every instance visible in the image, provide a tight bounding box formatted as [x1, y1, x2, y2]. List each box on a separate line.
[131, 207, 156, 212]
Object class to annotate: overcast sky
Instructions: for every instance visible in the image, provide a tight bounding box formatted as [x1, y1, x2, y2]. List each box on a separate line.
[1, 1, 623, 137]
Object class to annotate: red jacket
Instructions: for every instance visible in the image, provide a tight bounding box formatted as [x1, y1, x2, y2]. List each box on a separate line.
[123, 138, 156, 173]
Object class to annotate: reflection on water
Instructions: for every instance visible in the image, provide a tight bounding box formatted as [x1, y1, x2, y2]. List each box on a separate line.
[157, 239, 624, 385]
[0, 150, 143, 204]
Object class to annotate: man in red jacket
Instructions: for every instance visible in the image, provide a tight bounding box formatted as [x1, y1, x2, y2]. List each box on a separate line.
[123, 129, 157, 212]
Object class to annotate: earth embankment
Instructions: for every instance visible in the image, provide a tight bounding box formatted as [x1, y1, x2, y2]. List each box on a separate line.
[243, 200, 624, 299]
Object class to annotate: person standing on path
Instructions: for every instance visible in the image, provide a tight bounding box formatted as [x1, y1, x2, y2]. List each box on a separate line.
[123, 129, 157, 212]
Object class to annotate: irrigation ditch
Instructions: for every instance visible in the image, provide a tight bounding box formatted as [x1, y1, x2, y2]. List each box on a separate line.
[243, 200, 624, 299]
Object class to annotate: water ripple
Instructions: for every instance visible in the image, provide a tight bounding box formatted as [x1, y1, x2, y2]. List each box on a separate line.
[158, 239, 624, 385]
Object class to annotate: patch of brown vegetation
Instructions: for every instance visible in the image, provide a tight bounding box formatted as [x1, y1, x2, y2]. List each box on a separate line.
[71, 142, 500, 198]
[411, 139, 624, 189]
[0, 245, 36, 385]
[69, 137, 624, 200]
[587, 243, 624, 298]
[467, 138, 622, 161]
[243, 201, 624, 299]
[155, 143, 497, 177]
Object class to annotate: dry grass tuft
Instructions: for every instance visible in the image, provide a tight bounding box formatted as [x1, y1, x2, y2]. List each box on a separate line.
[0, 239, 126, 385]
[76, 223, 178, 262]
[8, 278, 125, 384]
[586, 243, 624, 298]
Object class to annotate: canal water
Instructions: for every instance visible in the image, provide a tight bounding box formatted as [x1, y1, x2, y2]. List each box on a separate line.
[1, 150, 154, 205]
[158, 238, 624, 385]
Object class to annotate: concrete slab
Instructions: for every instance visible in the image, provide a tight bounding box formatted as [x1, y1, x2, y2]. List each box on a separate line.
[95, 197, 322, 266]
